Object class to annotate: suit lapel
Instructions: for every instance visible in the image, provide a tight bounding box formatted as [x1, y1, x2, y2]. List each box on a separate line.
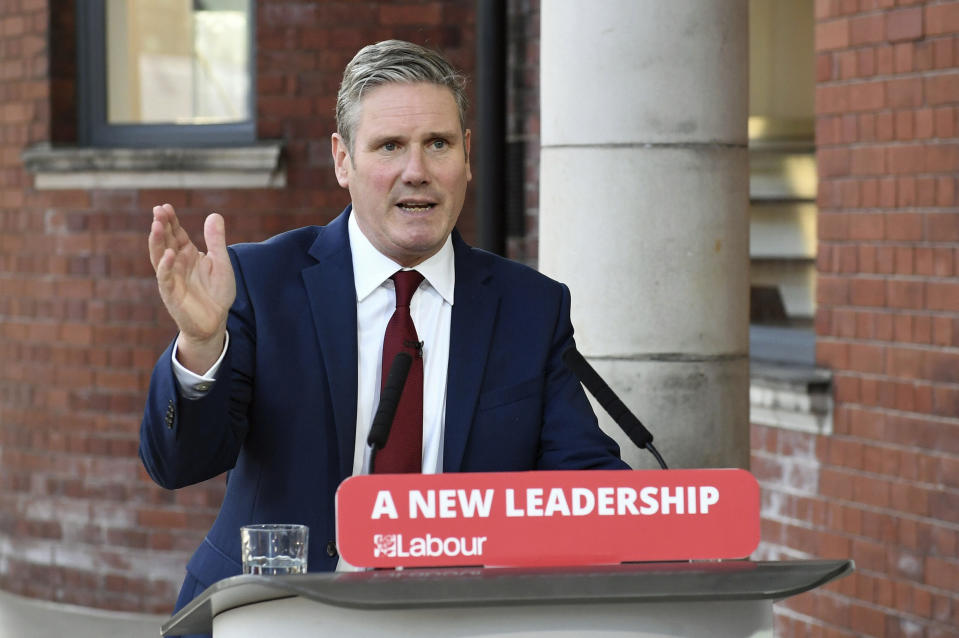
[302, 208, 358, 481]
[444, 233, 500, 472]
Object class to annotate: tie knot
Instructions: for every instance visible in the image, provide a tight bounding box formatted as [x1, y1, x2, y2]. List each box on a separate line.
[391, 270, 424, 308]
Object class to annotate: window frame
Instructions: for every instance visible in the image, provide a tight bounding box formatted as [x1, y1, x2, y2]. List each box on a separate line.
[76, 0, 257, 148]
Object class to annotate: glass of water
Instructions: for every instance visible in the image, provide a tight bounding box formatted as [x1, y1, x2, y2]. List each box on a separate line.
[240, 524, 308, 575]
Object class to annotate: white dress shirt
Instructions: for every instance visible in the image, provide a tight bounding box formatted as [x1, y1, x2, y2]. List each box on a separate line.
[172, 212, 454, 476]
[347, 213, 453, 475]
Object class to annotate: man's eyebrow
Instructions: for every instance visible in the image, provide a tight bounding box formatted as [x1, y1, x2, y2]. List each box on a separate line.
[365, 134, 405, 148]
[425, 130, 460, 143]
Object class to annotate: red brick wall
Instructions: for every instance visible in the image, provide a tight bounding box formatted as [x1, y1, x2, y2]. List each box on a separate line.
[753, 1, 959, 636]
[0, 0, 476, 613]
[17, 1, 957, 630]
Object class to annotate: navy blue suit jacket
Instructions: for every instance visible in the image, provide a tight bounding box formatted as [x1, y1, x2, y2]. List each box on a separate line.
[139, 207, 627, 610]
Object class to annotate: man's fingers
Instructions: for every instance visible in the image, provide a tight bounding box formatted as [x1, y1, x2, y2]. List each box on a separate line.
[149, 203, 208, 274]
[150, 205, 179, 258]
[163, 205, 193, 251]
[148, 219, 167, 271]
[149, 205, 172, 269]
[170, 217, 193, 250]
[154, 247, 178, 298]
[154, 203, 193, 252]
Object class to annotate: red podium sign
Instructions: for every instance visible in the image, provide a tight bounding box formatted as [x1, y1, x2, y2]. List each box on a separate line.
[335, 469, 759, 568]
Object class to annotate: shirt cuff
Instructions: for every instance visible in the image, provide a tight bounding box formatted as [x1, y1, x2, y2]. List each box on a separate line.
[171, 331, 230, 399]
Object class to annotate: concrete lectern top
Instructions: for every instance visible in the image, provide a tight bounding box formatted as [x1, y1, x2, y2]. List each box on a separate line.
[163, 559, 853, 637]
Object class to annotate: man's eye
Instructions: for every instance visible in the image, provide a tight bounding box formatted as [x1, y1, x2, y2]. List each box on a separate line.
[431, 140, 447, 150]
[383, 142, 397, 151]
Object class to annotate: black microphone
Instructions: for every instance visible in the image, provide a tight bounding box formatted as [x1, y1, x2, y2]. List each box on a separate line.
[368, 352, 413, 472]
[563, 347, 668, 469]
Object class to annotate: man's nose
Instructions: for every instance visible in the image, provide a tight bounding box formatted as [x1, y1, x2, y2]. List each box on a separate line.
[401, 147, 429, 184]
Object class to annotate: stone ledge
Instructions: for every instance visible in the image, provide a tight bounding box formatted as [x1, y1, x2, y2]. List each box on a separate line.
[749, 362, 833, 435]
[21, 142, 285, 190]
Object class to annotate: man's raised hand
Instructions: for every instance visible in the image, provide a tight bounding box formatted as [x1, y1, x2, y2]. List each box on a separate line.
[149, 203, 236, 374]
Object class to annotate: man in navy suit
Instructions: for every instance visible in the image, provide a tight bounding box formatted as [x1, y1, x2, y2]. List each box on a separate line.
[140, 40, 627, 622]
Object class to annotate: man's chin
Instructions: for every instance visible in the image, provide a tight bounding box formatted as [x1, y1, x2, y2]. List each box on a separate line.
[388, 235, 447, 265]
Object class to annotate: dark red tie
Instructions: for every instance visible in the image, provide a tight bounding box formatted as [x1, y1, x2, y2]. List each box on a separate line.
[374, 270, 425, 473]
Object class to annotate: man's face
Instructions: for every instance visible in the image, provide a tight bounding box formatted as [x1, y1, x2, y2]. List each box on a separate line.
[332, 82, 472, 267]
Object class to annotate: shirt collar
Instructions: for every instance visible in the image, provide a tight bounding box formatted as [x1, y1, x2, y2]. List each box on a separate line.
[348, 211, 455, 305]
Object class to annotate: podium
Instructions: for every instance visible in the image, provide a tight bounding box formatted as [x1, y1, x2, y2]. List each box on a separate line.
[162, 559, 852, 637]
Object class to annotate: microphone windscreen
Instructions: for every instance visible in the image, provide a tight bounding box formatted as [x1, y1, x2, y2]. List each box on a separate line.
[562, 347, 653, 448]
[368, 352, 413, 449]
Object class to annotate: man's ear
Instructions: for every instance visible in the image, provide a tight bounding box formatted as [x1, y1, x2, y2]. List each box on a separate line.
[331, 133, 351, 188]
[464, 128, 472, 182]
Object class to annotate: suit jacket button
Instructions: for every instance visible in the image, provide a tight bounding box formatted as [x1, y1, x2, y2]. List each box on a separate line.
[326, 541, 337, 557]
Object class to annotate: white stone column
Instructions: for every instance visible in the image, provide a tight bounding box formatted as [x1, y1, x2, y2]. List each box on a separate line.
[539, 0, 750, 469]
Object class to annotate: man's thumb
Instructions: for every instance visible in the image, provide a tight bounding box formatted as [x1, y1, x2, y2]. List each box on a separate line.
[204, 213, 228, 258]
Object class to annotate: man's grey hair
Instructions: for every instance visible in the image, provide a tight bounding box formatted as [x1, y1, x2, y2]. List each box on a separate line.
[335, 40, 468, 155]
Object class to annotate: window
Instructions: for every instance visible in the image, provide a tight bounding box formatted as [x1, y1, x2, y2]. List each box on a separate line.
[748, 0, 817, 366]
[748, 1, 832, 435]
[77, 0, 255, 147]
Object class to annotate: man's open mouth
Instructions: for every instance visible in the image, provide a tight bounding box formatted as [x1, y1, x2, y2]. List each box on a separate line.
[397, 201, 436, 213]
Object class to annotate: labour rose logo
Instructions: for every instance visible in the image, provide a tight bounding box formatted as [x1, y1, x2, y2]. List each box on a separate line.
[373, 534, 398, 557]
